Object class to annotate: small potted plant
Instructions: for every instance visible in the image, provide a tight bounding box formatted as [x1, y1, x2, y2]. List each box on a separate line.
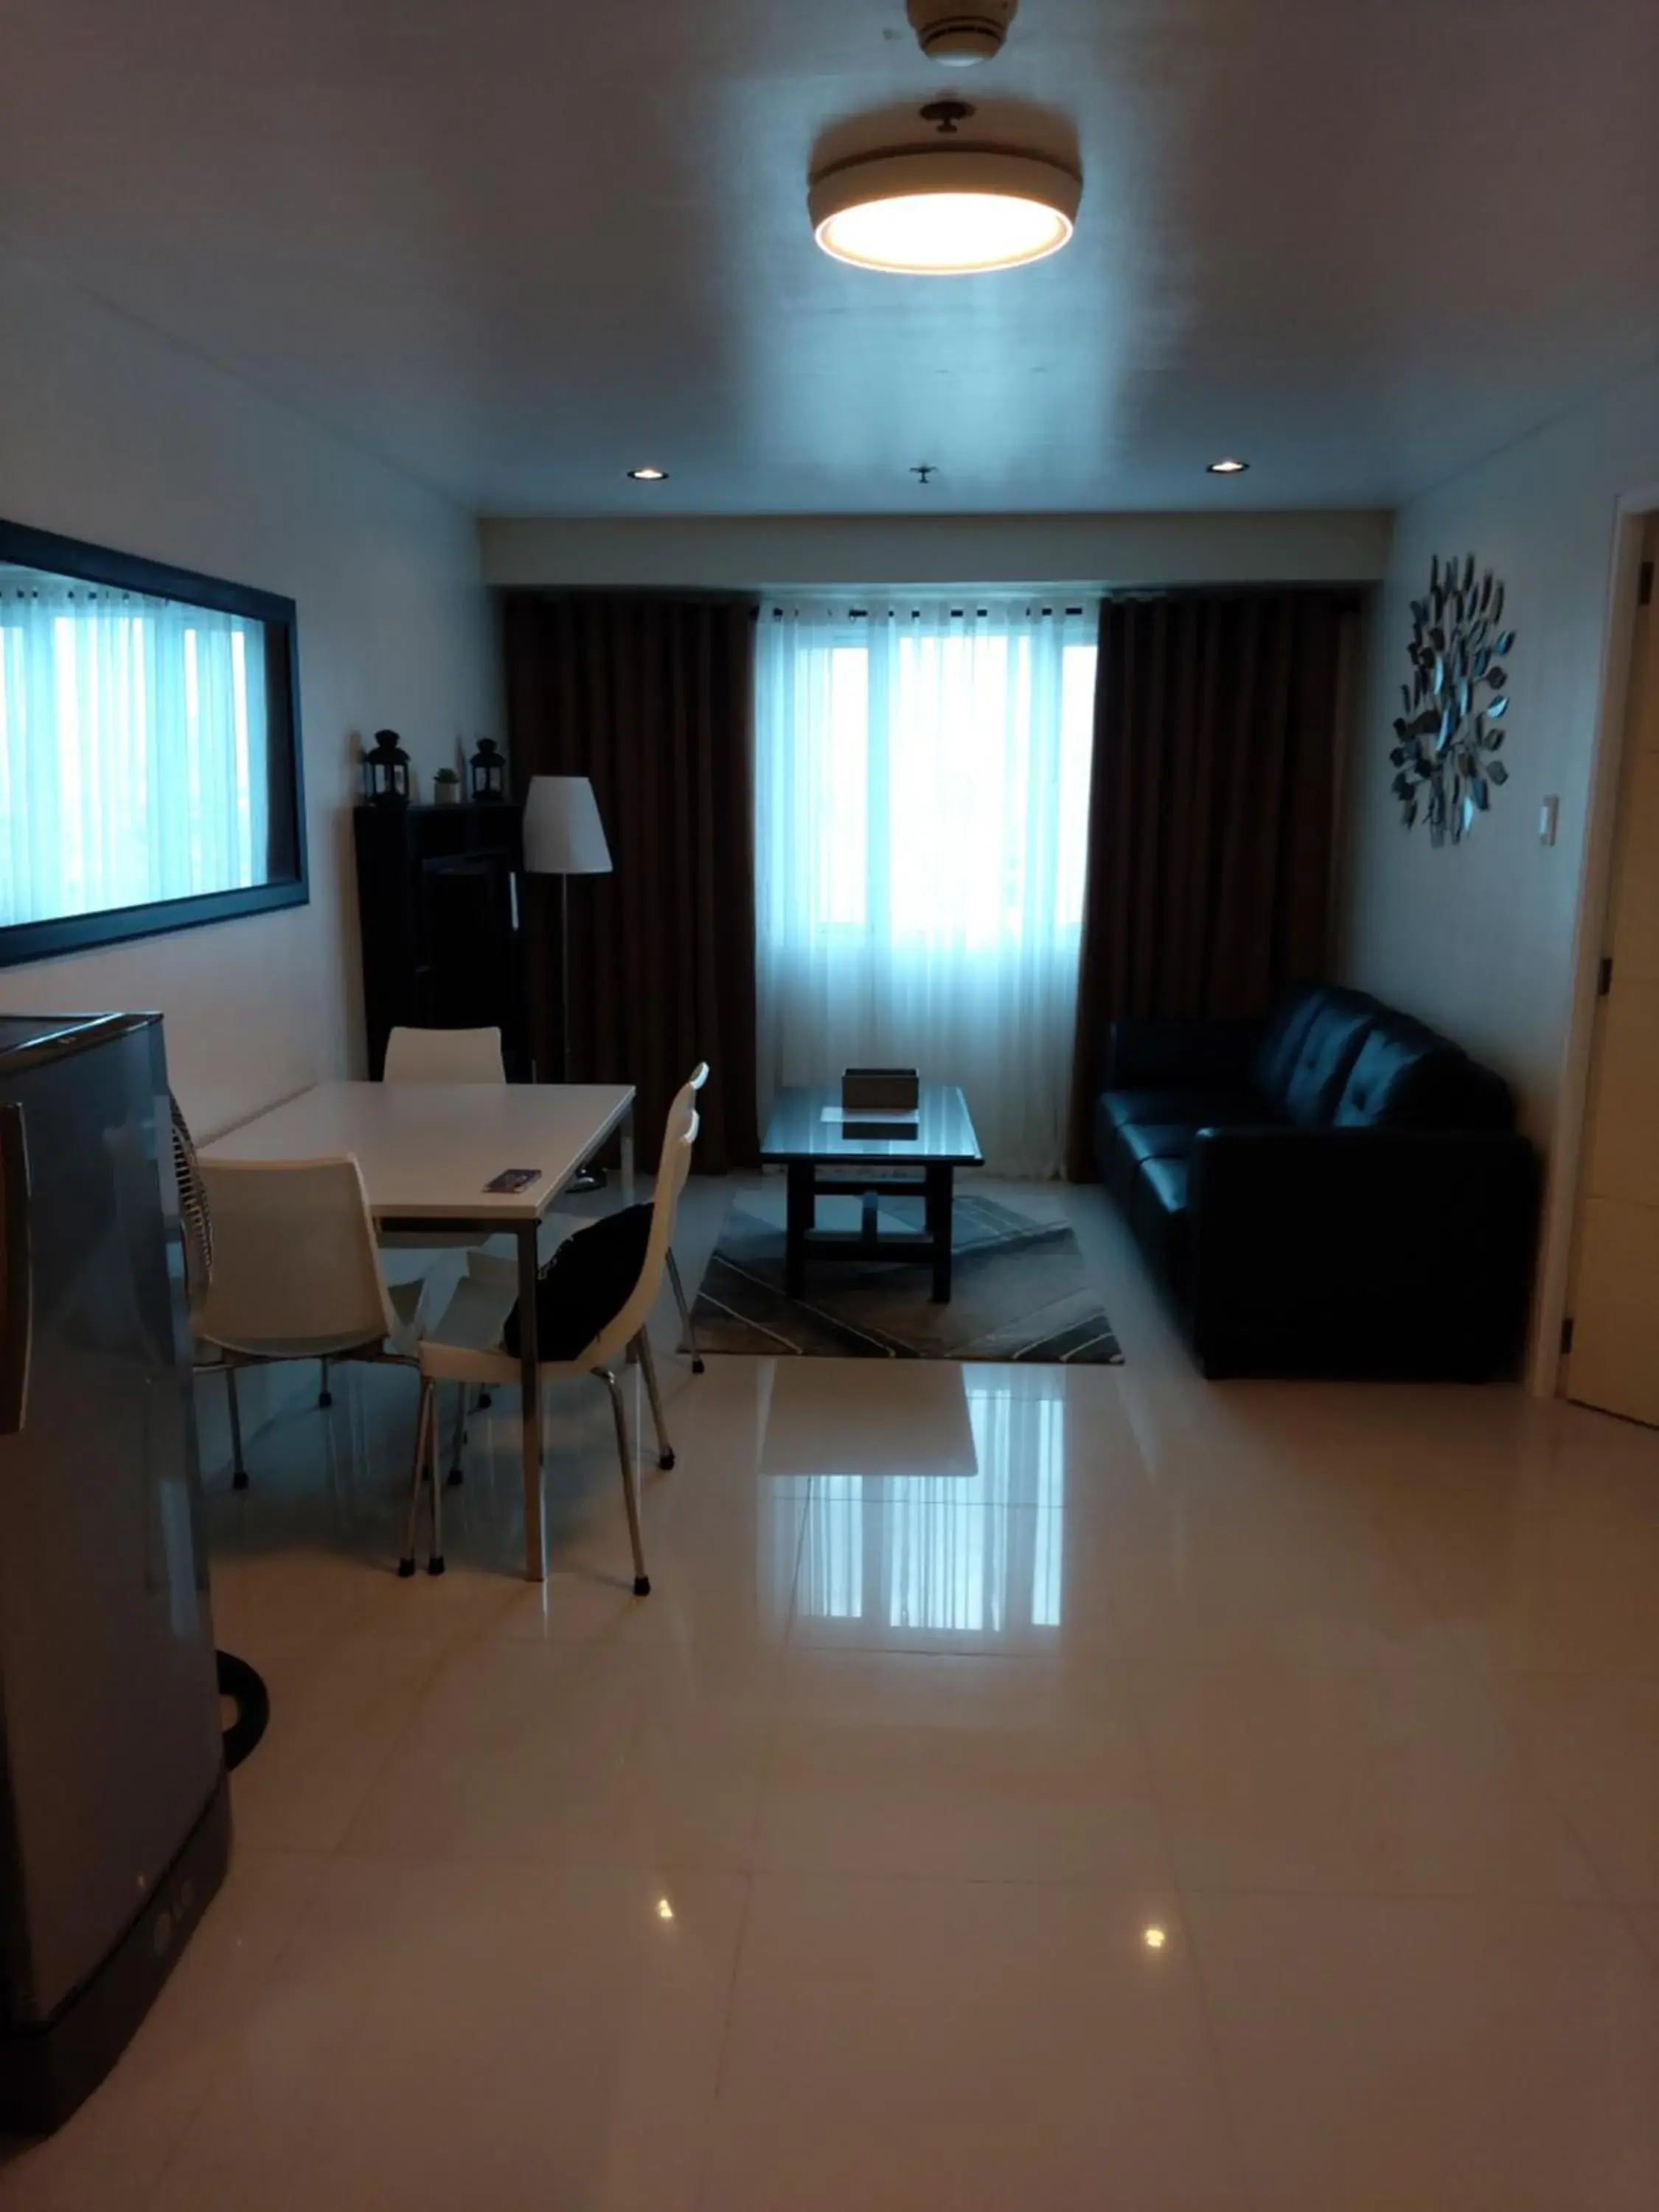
[432, 765, 461, 806]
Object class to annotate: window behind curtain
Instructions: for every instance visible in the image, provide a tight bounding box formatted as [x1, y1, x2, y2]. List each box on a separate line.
[0, 523, 306, 967]
[755, 596, 1099, 1178]
[804, 625, 1096, 942]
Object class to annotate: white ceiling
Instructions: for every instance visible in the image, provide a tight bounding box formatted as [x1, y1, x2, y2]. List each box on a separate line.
[1, 0, 1655, 517]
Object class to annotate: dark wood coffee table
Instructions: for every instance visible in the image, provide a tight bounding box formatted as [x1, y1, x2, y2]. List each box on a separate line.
[759, 1085, 984, 1303]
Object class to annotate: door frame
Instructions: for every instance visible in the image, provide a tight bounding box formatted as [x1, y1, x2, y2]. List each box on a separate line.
[1537, 488, 1659, 1397]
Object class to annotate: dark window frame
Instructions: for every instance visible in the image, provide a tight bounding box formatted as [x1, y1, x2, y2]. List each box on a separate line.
[0, 516, 307, 970]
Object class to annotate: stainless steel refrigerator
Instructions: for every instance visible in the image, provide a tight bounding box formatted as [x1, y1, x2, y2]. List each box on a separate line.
[0, 1013, 227, 2134]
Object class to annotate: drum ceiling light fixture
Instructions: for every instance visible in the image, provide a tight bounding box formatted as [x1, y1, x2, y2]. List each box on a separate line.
[810, 100, 1080, 276]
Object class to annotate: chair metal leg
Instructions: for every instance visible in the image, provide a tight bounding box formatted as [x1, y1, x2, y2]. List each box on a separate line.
[317, 1356, 333, 1409]
[636, 1331, 675, 1470]
[427, 1376, 445, 1576]
[600, 1368, 650, 1597]
[226, 1367, 248, 1490]
[447, 1383, 467, 1487]
[667, 1248, 704, 1374]
[400, 1380, 434, 1578]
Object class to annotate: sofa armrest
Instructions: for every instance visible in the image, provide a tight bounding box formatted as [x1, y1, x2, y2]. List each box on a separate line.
[1187, 1125, 1540, 1378]
[1105, 1018, 1264, 1093]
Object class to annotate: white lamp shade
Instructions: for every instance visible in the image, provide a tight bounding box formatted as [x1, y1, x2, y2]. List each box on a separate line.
[521, 775, 613, 876]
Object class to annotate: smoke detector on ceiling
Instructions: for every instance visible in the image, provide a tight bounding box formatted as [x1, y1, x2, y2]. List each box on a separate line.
[905, 1, 1019, 67]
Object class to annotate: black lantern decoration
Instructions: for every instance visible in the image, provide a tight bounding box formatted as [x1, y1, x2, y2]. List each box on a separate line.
[361, 728, 411, 806]
[468, 736, 507, 803]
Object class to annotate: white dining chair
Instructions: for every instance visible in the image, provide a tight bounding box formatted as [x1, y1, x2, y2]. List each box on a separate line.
[335, 1022, 509, 1418]
[194, 1156, 424, 1489]
[167, 1093, 254, 1474]
[667, 1062, 709, 1374]
[382, 1026, 506, 1084]
[539, 1061, 709, 1375]
[400, 1084, 699, 1583]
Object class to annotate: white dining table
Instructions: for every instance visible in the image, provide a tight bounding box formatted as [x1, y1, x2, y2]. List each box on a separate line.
[202, 1079, 636, 1581]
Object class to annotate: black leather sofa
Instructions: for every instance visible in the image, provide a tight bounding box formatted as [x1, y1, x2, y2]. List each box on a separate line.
[1094, 983, 1540, 1379]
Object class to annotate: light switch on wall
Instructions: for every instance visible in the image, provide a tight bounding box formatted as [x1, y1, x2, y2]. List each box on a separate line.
[1540, 796, 1560, 846]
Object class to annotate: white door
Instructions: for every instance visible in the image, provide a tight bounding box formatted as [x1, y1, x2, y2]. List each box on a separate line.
[1568, 520, 1659, 1423]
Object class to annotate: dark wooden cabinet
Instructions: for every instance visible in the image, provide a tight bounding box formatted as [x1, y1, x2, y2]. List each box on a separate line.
[352, 803, 528, 1079]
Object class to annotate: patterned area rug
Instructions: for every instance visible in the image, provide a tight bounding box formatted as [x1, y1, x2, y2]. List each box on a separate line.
[684, 1189, 1123, 1363]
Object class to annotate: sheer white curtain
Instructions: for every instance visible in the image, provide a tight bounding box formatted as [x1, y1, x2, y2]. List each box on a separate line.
[0, 571, 268, 928]
[755, 595, 1099, 1176]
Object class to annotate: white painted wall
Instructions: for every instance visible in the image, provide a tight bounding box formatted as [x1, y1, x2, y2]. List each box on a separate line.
[0, 243, 498, 1142]
[1335, 362, 1659, 1383]
[480, 509, 1391, 591]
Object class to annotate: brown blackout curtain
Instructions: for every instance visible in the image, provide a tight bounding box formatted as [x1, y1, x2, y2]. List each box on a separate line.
[503, 592, 760, 1172]
[1065, 589, 1358, 1179]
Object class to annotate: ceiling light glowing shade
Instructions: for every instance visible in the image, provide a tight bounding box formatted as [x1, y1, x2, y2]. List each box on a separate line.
[810, 147, 1079, 275]
[627, 465, 669, 481]
[1206, 457, 1249, 475]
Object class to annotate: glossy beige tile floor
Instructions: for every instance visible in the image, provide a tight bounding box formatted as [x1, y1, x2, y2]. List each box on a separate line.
[5, 1178, 1659, 2210]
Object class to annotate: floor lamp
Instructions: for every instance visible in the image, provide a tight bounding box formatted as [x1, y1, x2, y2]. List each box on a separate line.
[523, 773, 614, 1189]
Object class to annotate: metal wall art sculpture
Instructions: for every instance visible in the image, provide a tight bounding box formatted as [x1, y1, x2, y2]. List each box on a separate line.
[1391, 554, 1515, 846]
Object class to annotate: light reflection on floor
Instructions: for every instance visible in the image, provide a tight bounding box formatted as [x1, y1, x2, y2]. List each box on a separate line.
[796, 1374, 1068, 1633]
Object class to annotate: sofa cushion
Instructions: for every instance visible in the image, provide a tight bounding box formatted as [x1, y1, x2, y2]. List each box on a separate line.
[1279, 990, 1378, 1126]
[1093, 1094, 1131, 1206]
[1334, 1017, 1516, 1131]
[1332, 1018, 1463, 1129]
[1251, 985, 1325, 1100]
[1130, 1155, 1192, 1298]
[1121, 1123, 1206, 1166]
[1139, 1155, 1189, 1214]
[1102, 1088, 1267, 1135]
[1443, 1057, 1516, 1133]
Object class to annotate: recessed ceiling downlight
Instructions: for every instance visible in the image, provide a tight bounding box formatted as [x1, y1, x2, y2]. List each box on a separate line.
[810, 139, 1079, 276]
[1206, 456, 1249, 475]
[626, 465, 669, 481]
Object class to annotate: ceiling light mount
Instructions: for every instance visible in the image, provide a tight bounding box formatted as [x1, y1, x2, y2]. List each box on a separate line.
[919, 99, 975, 135]
[810, 103, 1080, 275]
[906, 0, 1019, 67]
